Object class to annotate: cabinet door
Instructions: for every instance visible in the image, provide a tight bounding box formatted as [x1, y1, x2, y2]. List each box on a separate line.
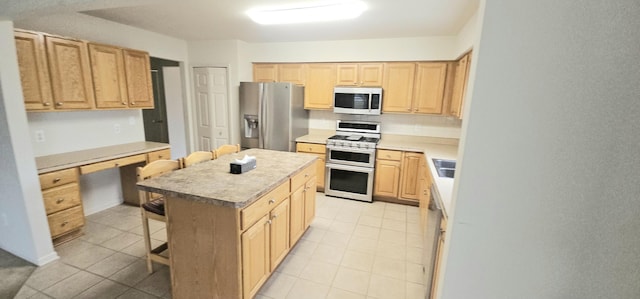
[89, 44, 129, 109]
[304, 176, 317, 228]
[290, 186, 305, 246]
[450, 53, 470, 118]
[400, 152, 422, 201]
[242, 215, 271, 299]
[314, 154, 326, 191]
[278, 64, 305, 85]
[413, 62, 447, 114]
[430, 217, 447, 299]
[14, 31, 53, 111]
[45, 35, 94, 109]
[253, 64, 278, 82]
[336, 63, 359, 86]
[373, 159, 401, 198]
[123, 49, 154, 108]
[270, 198, 290, 271]
[304, 63, 336, 109]
[382, 63, 416, 113]
[359, 63, 384, 86]
[418, 156, 431, 228]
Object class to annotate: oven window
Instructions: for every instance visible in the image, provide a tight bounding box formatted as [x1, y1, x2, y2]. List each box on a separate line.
[330, 150, 370, 163]
[329, 168, 369, 195]
[335, 93, 369, 109]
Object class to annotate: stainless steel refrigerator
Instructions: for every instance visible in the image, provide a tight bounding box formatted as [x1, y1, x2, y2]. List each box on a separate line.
[239, 82, 308, 152]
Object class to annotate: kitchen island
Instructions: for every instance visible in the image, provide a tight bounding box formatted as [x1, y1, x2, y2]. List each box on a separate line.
[137, 149, 318, 299]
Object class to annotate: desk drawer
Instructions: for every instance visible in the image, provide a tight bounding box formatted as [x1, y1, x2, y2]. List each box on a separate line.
[377, 149, 402, 161]
[39, 168, 78, 190]
[296, 143, 326, 154]
[79, 154, 146, 174]
[147, 149, 171, 163]
[291, 163, 316, 191]
[241, 181, 290, 230]
[48, 205, 84, 238]
[42, 183, 81, 215]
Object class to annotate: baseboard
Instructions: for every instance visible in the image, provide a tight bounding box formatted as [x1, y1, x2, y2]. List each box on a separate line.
[36, 251, 59, 266]
[84, 198, 124, 216]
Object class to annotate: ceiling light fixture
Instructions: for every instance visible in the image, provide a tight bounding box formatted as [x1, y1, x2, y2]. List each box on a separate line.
[247, 0, 367, 25]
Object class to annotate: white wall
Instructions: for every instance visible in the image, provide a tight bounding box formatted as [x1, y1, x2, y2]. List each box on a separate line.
[0, 21, 57, 265]
[163, 66, 188, 159]
[441, 1, 640, 298]
[15, 13, 191, 215]
[453, 9, 479, 58]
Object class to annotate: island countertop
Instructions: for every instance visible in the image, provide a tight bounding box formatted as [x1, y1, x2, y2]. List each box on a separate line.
[136, 148, 317, 209]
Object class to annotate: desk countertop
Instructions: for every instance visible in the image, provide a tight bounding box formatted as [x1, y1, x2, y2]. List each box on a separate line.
[35, 141, 170, 174]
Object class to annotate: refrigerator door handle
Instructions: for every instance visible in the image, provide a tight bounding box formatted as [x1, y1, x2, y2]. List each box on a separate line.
[258, 84, 266, 149]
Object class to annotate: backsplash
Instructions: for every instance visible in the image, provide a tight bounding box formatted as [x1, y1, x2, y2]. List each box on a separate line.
[309, 110, 462, 138]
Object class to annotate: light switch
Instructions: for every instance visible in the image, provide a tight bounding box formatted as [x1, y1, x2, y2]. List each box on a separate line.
[114, 124, 121, 134]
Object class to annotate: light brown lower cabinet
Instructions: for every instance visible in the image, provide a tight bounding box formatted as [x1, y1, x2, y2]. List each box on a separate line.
[374, 149, 423, 204]
[430, 216, 448, 299]
[39, 168, 84, 244]
[296, 142, 326, 191]
[242, 214, 271, 299]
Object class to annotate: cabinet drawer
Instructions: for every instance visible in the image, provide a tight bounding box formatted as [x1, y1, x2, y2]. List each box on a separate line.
[147, 149, 171, 163]
[79, 154, 146, 174]
[241, 181, 290, 230]
[377, 149, 402, 161]
[42, 183, 81, 215]
[48, 205, 84, 238]
[39, 168, 78, 190]
[291, 163, 316, 191]
[296, 143, 326, 154]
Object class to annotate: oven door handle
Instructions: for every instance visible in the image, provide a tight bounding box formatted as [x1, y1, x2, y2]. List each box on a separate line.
[326, 146, 376, 155]
[326, 163, 374, 173]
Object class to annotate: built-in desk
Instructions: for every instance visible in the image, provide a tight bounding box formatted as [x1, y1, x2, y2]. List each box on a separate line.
[36, 141, 170, 244]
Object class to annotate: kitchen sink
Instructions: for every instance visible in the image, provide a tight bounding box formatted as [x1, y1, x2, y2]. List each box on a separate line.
[432, 158, 456, 178]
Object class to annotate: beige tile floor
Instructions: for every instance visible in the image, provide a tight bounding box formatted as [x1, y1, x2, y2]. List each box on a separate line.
[15, 193, 427, 299]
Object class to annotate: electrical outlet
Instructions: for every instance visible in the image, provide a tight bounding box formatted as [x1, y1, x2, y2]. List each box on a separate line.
[34, 130, 45, 142]
[128, 116, 136, 125]
[114, 123, 121, 134]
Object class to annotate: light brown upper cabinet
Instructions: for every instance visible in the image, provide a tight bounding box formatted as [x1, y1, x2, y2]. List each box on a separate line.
[413, 62, 448, 114]
[382, 62, 416, 113]
[336, 63, 384, 87]
[14, 30, 53, 111]
[304, 63, 336, 110]
[89, 43, 129, 109]
[253, 64, 278, 82]
[449, 51, 472, 119]
[123, 49, 154, 108]
[45, 35, 95, 110]
[277, 64, 305, 85]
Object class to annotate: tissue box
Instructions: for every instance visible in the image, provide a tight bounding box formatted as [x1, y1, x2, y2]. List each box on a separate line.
[230, 159, 256, 174]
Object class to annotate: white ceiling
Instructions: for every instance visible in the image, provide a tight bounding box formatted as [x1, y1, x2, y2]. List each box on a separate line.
[4, 0, 479, 43]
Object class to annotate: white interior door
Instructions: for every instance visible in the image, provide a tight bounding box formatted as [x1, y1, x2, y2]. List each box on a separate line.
[192, 67, 230, 151]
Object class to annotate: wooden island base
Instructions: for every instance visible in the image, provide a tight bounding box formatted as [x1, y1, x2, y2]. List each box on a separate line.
[138, 149, 318, 299]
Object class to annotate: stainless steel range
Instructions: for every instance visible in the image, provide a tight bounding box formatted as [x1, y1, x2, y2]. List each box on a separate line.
[325, 120, 381, 202]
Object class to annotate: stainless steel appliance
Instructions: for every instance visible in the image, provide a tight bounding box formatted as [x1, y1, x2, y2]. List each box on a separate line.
[333, 87, 383, 115]
[240, 82, 308, 152]
[325, 120, 381, 202]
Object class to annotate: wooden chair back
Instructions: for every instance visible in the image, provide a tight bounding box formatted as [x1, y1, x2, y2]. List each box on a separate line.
[180, 151, 214, 168]
[137, 159, 180, 204]
[214, 144, 240, 159]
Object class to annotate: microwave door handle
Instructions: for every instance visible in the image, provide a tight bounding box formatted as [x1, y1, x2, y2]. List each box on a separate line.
[368, 93, 372, 113]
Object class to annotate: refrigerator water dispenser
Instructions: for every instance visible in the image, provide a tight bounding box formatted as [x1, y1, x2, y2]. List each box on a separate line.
[244, 114, 258, 138]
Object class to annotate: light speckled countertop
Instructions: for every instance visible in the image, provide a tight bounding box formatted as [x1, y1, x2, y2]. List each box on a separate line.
[137, 148, 317, 208]
[296, 132, 458, 218]
[35, 141, 170, 174]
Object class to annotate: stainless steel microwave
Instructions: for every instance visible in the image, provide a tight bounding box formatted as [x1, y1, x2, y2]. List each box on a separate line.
[333, 87, 382, 115]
